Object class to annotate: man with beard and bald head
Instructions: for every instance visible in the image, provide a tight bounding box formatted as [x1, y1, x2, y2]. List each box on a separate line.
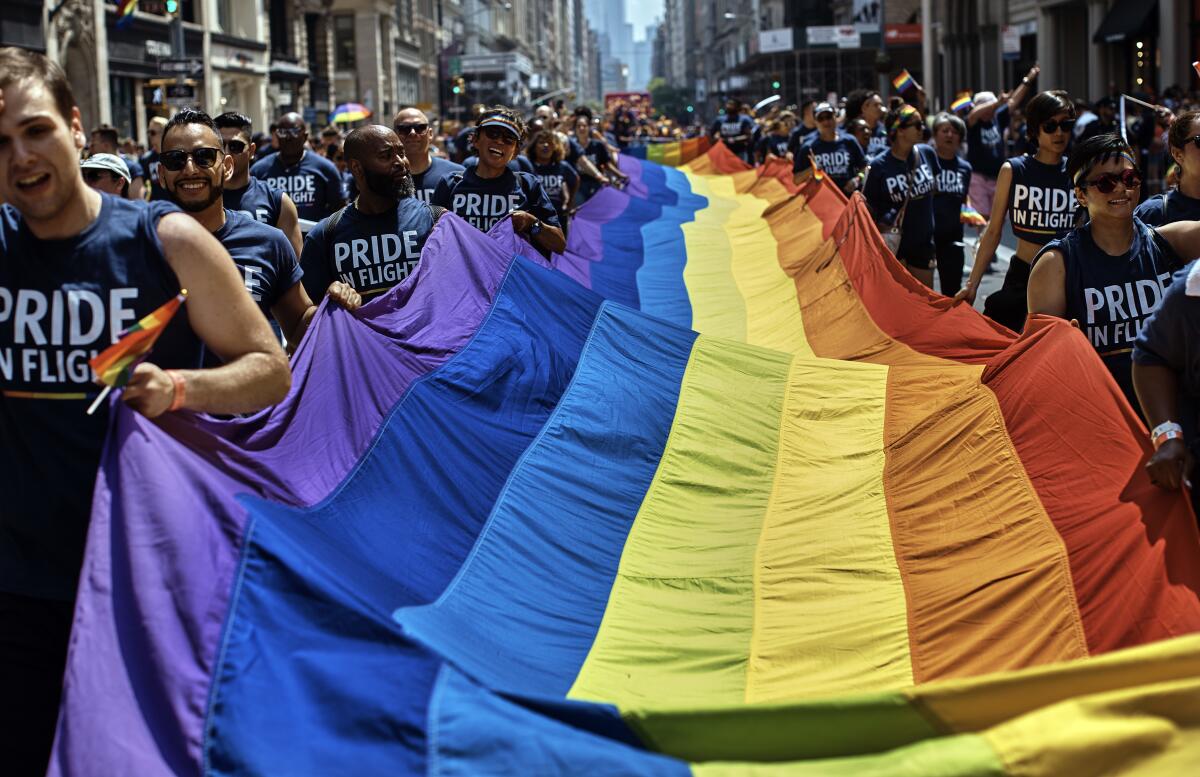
[158, 108, 322, 349]
[393, 106, 463, 203]
[250, 111, 344, 222]
[300, 125, 444, 307]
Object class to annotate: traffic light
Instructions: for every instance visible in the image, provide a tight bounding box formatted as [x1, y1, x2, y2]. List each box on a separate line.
[686, 105, 694, 113]
[165, 0, 179, 14]
[451, 76, 465, 95]
[771, 76, 781, 90]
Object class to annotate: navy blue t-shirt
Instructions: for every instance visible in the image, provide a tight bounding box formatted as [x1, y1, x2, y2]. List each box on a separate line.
[214, 210, 302, 317]
[462, 155, 534, 174]
[863, 144, 939, 263]
[299, 198, 436, 301]
[1006, 154, 1076, 245]
[967, 104, 1010, 179]
[757, 133, 790, 160]
[1036, 218, 1182, 409]
[794, 134, 867, 189]
[413, 156, 465, 203]
[932, 154, 973, 240]
[531, 161, 579, 222]
[140, 150, 168, 201]
[0, 195, 203, 600]
[1134, 189, 1200, 227]
[250, 149, 345, 222]
[865, 123, 889, 158]
[122, 155, 144, 182]
[431, 167, 561, 233]
[787, 125, 819, 157]
[223, 177, 284, 228]
[1134, 263, 1200, 422]
[710, 114, 756, 155]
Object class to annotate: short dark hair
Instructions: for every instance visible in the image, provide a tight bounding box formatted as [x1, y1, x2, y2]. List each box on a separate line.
[90, 124, 119, 148]
[1168, 110, 1200, 149]
[162, 107, 221, 146]
[526, 129, 564, 164]
[1025, 90, 1075, 148]
[843, 89, 880, 124]
[1067, 133, 1138, 187]
[214, 111, 253, 141]
[0, 46, 76, 122]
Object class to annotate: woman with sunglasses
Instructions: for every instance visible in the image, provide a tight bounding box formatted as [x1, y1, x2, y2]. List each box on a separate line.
[527, 128, 578, 236]
[1027, 134, 1200, 412]
[794, 101, 866, 193]
[957, 90, 1079, 331]
[1134, 110, 1200, 227]
[431, 107, 565, 256]
[862, 104, 939, 287]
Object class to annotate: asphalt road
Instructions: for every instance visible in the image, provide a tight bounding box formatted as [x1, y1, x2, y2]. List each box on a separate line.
[942, 220, 1019, 311]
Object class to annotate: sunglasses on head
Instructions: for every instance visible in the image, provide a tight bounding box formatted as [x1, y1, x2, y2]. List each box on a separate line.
[223, 139, 248, 154]
[394, 123, 429, 135]
[1080, 168, 1141, 194]
[481, 126, 516, 144]
[1041, 119, 1076, 134]
[159, 147, 221, 171]
[275, 127, 304, 139]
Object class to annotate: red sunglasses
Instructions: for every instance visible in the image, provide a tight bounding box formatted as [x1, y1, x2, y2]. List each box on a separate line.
[1080, 169, 1142, 194]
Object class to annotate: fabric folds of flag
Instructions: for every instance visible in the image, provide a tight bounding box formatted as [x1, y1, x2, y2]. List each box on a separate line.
[88, 290, 186, 387]
[50, 143, 1200, 776]
[951, 91, 973, 112]
[961, 203, 987, 226]
[892, 68, 916, 93]
[115, 0, 138, 29]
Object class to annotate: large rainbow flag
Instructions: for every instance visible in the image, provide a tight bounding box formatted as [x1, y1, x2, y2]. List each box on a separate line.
[50, 143, 1200, 775]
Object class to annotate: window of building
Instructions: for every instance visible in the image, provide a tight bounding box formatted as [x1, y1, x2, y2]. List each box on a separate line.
[335, 15, 356, 70]
[270, 0, 292, 57]
[397, 0, 415, 44]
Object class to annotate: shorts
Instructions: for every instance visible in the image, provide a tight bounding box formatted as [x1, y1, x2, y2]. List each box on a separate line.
[969, 174, 998, 220]
[982, 256, 1032, 332]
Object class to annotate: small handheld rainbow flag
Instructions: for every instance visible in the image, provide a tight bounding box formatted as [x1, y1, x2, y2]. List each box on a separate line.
[116, 0, 138, 29]
[892, 69, 916, 94]
[809, 152, 825, 181]
[950, 91, 973, 113]
[86, 290, 187, 414]
[961, 204, 987, 227]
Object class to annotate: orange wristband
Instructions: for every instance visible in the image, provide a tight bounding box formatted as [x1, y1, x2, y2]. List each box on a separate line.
[166, 370, 186, 412]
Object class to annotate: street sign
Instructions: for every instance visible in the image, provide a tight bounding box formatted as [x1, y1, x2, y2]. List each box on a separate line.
[166, 84, 195, 100]
[449, 56, 462, 77]
[759, 28, 794, 54]
[159, 59, 203, 76]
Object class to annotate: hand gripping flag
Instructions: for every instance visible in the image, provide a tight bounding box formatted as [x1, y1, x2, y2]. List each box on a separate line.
[86, 290, 187, 413]
[961, 203, 987, 226]
[892, 69, 916, 94]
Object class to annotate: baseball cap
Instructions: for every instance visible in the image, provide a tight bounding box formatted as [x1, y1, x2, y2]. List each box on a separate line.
[814, 102, 835, 118]
[973, 91, 998, 108]
[476, 115, 521, 140]
[80, 153, 131, 183]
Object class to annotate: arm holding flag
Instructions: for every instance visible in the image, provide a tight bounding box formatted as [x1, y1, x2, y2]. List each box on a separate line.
[119, 212, 291, 418]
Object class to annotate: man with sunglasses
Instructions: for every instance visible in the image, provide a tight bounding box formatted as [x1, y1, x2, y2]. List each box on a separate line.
[1028, 134, 1200, 416]
[250, 112, 345, 223]
[432, 108, 565, 256]
[393, 106, 463, 203]
[0, 50, 291, 773]
[158, 108, 319, 350]
[214, 112, 304, 259]
[80, 153, 131, 198]
[300, 124, 445, 306]
[793, 102, 866, 194]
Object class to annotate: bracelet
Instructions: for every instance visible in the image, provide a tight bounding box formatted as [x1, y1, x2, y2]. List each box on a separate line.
[1151, 421, 1184, 450]
[166, 369, 187, 412]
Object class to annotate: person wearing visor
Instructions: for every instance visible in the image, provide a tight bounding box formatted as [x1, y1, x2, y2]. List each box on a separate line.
[958, 90, 1079, 330]
[214, 112, 303, 259]
[250, 112, 345, 223]
[793, 102, 866, 194]
[393, 106, 464, 203]
[863, 104, 939, 287]
[1029, 134, 1197, 414]
[80, 153, 131, 198]
[432, 107, 565, 256]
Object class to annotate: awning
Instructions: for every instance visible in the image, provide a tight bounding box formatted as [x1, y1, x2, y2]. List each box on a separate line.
[1092, 0, 1157, 44]
[269, 59, 310, 81]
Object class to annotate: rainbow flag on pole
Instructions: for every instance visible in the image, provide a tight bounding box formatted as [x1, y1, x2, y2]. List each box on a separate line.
[892, 69, 916, 93]
[89, 290, 186, 387]
[115, 0, 138, 29]
[950, 90, 973, 113]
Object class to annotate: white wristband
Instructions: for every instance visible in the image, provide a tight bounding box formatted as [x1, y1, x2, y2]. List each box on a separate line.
[1151, 421, 1184, 450]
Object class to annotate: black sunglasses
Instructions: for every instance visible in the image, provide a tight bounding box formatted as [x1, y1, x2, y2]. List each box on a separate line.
[394, 123, 429, 135]
[159, 147, 222, 171]
[82, 169, 115, 183]
[275, 127, 304, 139]
[1041, 119, 1076, 134]
[1185, 135, 1200, 150]
[1080, 168, 1142, 194]
[223, 139, 248, 154]
[481, 126, 516, 144]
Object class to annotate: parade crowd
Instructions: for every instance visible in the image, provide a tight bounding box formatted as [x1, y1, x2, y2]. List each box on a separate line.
[5, 42, 1200, 775]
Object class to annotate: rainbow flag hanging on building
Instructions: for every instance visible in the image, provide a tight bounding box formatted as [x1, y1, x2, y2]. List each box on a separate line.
[50, 143, 1200, 776]
[88, 290, 186, 387]
[951, 90, 973, 112]
[115, 0, 138, 29]
[961, 203, 987, 225]
[892, 68, 916, 93]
